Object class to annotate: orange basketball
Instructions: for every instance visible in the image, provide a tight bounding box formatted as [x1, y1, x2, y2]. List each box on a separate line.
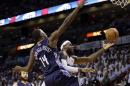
[105, 28, 119, 43]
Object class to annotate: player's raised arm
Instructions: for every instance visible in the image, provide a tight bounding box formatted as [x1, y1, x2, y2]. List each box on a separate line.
[49, 0, 85, 43]
[74, 42, 114, 64]
[13, 49, 35, 72]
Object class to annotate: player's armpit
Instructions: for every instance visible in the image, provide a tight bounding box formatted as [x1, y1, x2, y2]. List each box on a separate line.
[74, 48, 105, 64]
[48, 31, 59, 48]
[49, 30, 58, 42]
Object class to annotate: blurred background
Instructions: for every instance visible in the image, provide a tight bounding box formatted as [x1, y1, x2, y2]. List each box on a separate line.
[0, 0, 130, 86]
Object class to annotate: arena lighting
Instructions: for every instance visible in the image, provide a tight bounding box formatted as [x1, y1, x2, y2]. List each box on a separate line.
[0, 0, 107, 27]
[86, 31, 102, 37]
[17, 43, 34, 50]
[86, 30, 107, 37]
[48, 17, 55, 21]
[89, 7, 97, 12]
[0, 56, 2, 58]
[38, 19, 45, 24]
[59, 14, 66, 19]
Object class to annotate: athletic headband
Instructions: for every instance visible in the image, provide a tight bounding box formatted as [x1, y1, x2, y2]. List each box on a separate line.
[60, 40, 71, 50]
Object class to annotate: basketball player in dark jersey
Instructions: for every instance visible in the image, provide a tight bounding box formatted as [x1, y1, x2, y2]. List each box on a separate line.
[12, 0, 113, 86]
[13, 0, 85, 86]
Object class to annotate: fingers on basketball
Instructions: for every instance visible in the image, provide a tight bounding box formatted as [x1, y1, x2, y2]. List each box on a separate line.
[105, 28, 119, 43]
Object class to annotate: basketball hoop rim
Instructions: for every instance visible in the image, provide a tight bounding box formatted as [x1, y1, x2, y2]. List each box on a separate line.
[111, 0, 130, 8]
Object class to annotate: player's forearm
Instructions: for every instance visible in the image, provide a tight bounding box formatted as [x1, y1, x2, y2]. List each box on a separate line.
[87, 48, 105, 62]
[57, 6, 81, 36]
[74, 48, 105, 64]
[88, 43, 114, 62]
[17, 65, 32, 72]
[66, 66, 79, 73]
[18, 66, 29, 72]
[79, 68, 95, 73]
[64, 6, 81, 25]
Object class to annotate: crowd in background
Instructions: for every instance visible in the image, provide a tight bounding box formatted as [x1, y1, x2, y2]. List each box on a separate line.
[76, 44, 130, 86]
[0, 2, 130, 86]
[0, 44, 130, 86]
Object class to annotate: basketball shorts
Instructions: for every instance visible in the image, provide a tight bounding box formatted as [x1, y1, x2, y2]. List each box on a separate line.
[45, 70, 79, 86]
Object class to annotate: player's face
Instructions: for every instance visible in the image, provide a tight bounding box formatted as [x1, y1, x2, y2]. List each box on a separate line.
[64, 43, 74, 54]
[21, 71, 28, 80]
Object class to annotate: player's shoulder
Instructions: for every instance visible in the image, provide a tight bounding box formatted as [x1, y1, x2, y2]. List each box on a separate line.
[59, 51, 64, 56]
[59, 51, 68, 59]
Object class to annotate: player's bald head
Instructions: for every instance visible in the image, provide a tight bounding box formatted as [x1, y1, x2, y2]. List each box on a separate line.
[32, 29, 47, 42]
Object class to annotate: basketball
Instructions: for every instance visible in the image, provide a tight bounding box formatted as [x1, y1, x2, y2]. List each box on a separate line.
[105, 28, 119, 43]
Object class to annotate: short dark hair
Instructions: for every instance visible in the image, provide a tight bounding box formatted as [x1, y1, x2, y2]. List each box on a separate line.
[32, 29, 41, 42]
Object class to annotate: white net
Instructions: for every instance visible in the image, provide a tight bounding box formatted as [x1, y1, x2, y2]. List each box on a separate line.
[111, 0, 129, 8]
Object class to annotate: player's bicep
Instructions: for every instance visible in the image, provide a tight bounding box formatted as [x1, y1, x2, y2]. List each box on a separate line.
[49, 30, 59, 48]
[49, 30, 59, 42]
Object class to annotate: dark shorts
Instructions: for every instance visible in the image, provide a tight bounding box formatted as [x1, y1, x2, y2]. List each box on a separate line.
[45, 71, 79, 86]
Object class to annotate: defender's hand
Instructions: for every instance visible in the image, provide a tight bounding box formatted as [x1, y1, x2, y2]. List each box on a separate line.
[80, 68, 96, 73]
[78, 0, 86, 8]
[102, 41, 114, 50]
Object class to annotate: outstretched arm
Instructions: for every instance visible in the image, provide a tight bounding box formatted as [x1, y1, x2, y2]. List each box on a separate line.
[55, 0, 85, 37]
[74, 42, 114, 64]
[61, 59, 95, 73]
[13, 49, 35, 72]
[49, 0, 85, 45]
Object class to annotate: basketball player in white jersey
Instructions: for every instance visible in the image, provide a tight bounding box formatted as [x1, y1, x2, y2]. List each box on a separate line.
[60, 40, 113, 66]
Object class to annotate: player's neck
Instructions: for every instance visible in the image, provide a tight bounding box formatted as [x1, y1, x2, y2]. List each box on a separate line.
[37, 37, 46, 44]
[37, 39, 43, 45]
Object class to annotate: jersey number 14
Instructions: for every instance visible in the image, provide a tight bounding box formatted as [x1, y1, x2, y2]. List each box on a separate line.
[39, 55, 49, 67]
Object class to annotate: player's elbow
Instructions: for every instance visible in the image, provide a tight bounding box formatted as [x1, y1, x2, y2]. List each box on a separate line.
[27, 66, 33, 72]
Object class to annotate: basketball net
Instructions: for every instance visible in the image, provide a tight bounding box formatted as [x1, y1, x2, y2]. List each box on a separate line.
[111, 0, 130, 8]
